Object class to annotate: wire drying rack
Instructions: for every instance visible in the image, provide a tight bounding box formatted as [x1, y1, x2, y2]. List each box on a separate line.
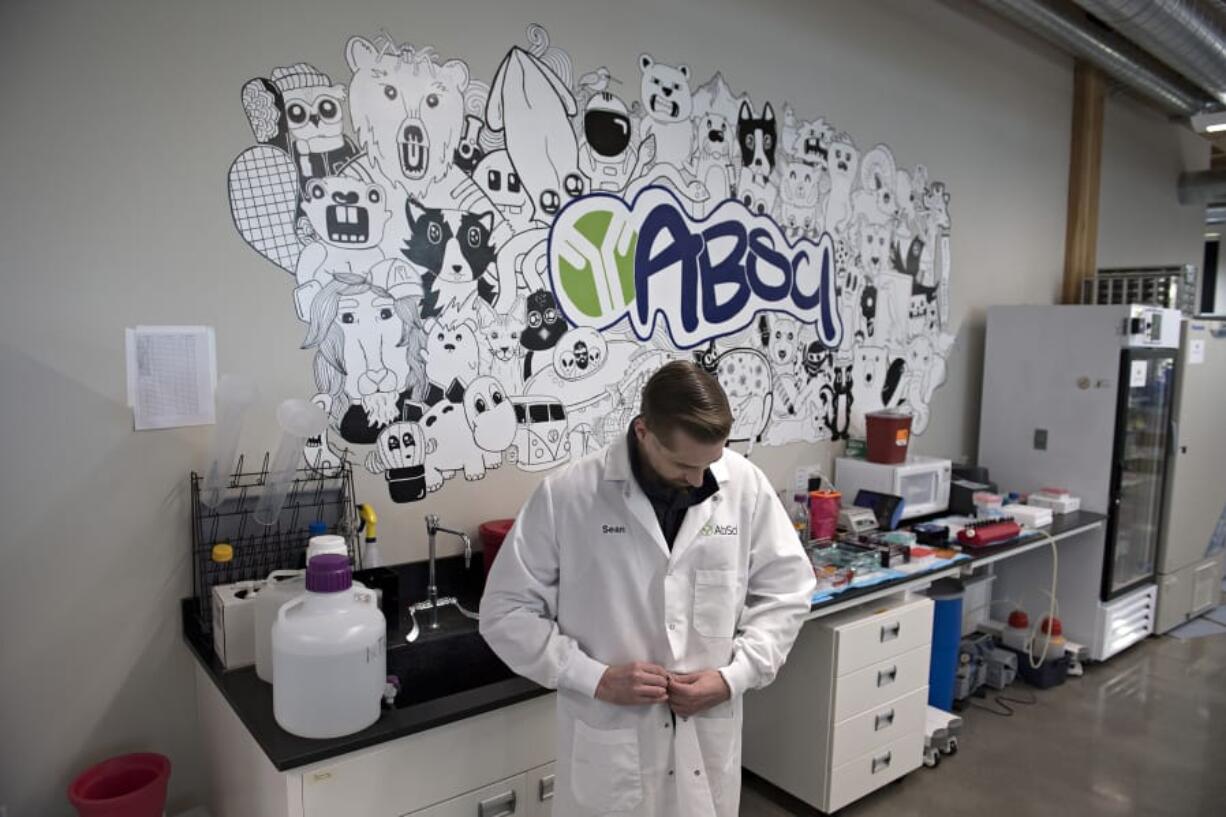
[189, 452, 358, 634]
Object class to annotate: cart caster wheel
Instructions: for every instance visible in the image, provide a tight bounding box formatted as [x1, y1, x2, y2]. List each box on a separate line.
[944, 738, 958, 756]
[924, 750, 939, 768]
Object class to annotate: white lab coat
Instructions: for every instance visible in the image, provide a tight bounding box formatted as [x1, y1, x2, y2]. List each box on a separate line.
[480, 437, 816, 817]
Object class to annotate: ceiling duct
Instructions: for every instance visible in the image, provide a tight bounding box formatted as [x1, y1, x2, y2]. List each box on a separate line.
[978, 0, 1216, 114]
[1071, 1, 1226, 106]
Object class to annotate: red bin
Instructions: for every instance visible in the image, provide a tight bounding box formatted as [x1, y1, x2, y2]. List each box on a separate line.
[68, 753, 170, 817]
[479, 519, 516, 580]
[865, 409, 913, 464]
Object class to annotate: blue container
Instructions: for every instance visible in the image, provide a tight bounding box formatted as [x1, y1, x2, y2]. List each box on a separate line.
[927, 579, 964, 712]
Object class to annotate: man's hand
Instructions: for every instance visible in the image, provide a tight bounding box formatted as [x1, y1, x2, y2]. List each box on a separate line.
[667, 670, 731, 718]
[595, 662, 670, 705]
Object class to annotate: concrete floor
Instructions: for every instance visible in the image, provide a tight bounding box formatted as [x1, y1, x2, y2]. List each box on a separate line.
[741, 631, 1226, 817]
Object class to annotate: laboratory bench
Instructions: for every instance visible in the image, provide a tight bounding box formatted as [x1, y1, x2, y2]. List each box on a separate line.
[184, 512, 1106, 817]
[805, 510, 1107, 618]
[745, 509, 1107, 813]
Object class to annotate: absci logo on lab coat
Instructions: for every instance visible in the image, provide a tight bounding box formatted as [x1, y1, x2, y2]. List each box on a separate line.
[547, 187, 844, 350]
[700, 523, 739, 537]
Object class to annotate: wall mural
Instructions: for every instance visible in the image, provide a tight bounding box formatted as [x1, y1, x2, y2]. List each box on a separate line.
[227, 25, 956, 504]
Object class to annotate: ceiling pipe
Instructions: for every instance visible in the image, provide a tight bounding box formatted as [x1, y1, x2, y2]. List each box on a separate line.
[1071, 1, 1226, 106]
[1178, 169, 1226, 203]
[978, 0, 1216, 114]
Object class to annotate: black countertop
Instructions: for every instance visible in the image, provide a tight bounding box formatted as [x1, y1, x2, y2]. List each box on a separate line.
[183, 555, 550, 772]
[808, 510, 1107, 612]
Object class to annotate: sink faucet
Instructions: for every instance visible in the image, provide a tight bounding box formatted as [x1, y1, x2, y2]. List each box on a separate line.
[419, 515, 470, 628]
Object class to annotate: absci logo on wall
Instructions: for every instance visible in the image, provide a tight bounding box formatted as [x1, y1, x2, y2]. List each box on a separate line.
[226, 25, 956, 504]
[549, 188, 843, 350]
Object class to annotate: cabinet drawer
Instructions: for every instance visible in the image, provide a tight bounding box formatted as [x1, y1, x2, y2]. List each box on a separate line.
[833, 645, 930, 722]
[827, 731, 923, 813]
[524, 762, 556, 817]
[830, 686, 927, 768]
[405, 774, 527, 817]
[833, 598, 933, 676]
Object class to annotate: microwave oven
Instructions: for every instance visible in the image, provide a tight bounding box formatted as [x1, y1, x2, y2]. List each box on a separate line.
[834, 456, 951, 520]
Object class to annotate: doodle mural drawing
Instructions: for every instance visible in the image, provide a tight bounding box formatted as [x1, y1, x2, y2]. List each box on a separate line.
[228, 24, 957, 504]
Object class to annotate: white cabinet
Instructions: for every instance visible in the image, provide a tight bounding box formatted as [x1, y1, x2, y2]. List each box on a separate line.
[743, 594, 933, 813]
[402, 762, 554, 817]
[524, 762, 556, 817]
[195, 665, 557, 817]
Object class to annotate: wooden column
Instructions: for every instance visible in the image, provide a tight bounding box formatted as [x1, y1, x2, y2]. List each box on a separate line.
[1062, 61, 1106, 304]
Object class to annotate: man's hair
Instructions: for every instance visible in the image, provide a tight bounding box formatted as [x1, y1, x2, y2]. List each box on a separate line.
[640, 361, 734, 445]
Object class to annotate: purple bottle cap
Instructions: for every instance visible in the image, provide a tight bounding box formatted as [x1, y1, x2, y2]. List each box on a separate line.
[306, 553, 352, 593]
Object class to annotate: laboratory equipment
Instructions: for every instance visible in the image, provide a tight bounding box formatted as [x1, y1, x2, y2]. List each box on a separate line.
[211, 580, 262, 670]
[306, 534, 349, 564]
[838, 506, 879, 535]
[912, 523, 949, 547]
[201, 374, 259, 508]
[835, 456, 951, 520]
[358, 504, 383, 568]
[1028, 488, 1081, 514]
[254, 570, 305, 683]
[790, 493, 811, 541]
[253, 399, 328, 526]
[979, 304, 1179, 660]
[854, 490, 906, 531]
[927, 579, 963, 711]
[405, 514, 479, 642]
[272, 555, 386, 739]
[982, 647, 1017, 691]
[1005, 504, 1053, 529]
[865, 408, 913, 464]
[956, 518, 1021, 548]
[1155, 318, 1226, 633]
[959, 573, 996, 636]
[809, 489, 842, 541]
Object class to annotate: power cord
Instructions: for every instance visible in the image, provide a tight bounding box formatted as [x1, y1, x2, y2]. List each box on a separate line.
[1025, 529, 1059, 670]
[969, 688, 1038, 717]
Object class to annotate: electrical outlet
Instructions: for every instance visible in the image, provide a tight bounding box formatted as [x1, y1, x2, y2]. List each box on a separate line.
[1033, 428, 1048, 451]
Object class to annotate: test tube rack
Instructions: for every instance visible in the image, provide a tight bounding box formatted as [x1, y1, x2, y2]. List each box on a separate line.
[189, 452, 358, 635]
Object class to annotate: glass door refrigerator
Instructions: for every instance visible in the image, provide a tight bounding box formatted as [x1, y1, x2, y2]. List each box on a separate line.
[978, 304, 1181, 661]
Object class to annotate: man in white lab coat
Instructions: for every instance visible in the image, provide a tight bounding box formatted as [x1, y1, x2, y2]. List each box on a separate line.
[480, 361, 816, 817]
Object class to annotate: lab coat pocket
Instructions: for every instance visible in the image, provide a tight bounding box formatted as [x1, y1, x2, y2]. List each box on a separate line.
[693, 568, 738, 638]
[570, 719, 643, 811]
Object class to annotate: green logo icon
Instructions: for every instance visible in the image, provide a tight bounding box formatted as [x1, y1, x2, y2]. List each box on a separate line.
[553, 207, 638, 319]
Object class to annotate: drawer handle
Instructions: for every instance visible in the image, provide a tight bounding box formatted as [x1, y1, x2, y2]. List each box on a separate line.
[539, 774, 555, 802]
[874, 708, 896, 731]
[478, 790, 517, 817]
[880, 622, 901, 642]
[877, 666, 898, 687]
[871, 751, 892, 774]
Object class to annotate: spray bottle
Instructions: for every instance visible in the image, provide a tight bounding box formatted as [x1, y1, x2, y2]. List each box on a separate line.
[358, 504, 382, 568]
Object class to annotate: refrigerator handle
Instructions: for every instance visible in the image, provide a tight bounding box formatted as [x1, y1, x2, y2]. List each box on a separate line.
[1170, 418, 1182, 456]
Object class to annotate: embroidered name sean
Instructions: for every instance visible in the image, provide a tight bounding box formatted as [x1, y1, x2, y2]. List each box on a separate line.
[602, 524, 627, 534]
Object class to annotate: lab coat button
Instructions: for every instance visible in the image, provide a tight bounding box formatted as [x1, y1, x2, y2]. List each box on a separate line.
[694, 770, 701, 777]
[668, 770, 674, 776]
[668, 623, 676, 631]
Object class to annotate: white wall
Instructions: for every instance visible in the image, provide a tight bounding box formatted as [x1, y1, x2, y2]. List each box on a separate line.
[0, 0, 1206, 813]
